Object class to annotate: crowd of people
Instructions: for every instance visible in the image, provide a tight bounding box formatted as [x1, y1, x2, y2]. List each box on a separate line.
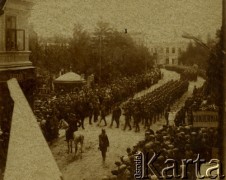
[121, 79, 189, 132]
[107, 124, 218, 180]
[106, 74, 220, 180]
[0, 88, 14, 173]
[34, 69, 162, 141]
[174, 83, 219, 126]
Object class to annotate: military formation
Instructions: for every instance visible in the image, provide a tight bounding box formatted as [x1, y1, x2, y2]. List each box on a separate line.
[165, 65, 198, 81]
[121, 79, 189, 132]
[180, 69, 198, 81]
[108, 82, 219, 179]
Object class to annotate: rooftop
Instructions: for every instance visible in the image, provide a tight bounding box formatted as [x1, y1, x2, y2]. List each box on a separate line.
[54, 72, 85, 83]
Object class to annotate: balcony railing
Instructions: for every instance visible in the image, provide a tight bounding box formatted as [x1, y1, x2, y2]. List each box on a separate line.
[0, 51, 32, 68]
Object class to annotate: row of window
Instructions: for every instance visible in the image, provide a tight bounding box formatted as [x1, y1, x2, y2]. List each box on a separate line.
[165, 47, 182, 53]
[165, 58, 176, 65]
[5, 16, 25, 51]
[151, 47, 182, 54]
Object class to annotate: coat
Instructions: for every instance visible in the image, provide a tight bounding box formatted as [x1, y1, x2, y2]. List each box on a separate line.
[99, 133, 109, 152]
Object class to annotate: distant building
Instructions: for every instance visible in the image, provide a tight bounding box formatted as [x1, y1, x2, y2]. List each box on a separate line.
[149, 42, 188, 65]
[38, 37, 70, 49]
[129, 32, 147, 46]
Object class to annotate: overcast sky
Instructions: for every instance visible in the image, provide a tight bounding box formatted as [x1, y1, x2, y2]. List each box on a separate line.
[30, 0, 222, 42]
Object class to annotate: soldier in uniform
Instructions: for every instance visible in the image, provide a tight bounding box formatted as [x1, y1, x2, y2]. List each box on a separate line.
[133, 107, 141, 132]
[93, 103, 100, 123]
[123, 107, 132, 131]
[110, 105, 121, 128]
[115, 105, 122, 128]
[164, 105, 170, 126]
[99, 105, 107, 126]
[88, 102, 94, 125]
[98, 129, 109, 162]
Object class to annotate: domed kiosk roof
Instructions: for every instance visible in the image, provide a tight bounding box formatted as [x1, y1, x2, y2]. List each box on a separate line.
[54, 72, 85, 83]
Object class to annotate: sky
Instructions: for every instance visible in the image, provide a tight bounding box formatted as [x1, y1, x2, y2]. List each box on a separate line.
[29, 0, 222, 43]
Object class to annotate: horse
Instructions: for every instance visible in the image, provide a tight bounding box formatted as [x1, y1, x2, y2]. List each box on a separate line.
[66, 129, 84, 156]
[64, 127, 84, 156]
[73, 131, 84, 156]
[59, 118, 84, 155]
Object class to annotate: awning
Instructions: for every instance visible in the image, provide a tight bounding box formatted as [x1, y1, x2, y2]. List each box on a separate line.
[54, 72, 86, 84]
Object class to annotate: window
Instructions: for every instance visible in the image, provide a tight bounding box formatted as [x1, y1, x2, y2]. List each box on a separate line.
[5, 16, 25, 51]
[172, 59, 175, 64]
[172, 47, 175, 53]
[166, 47, 169, 53]
[178, 48, 182, 54]
[166, 58, 169, 64]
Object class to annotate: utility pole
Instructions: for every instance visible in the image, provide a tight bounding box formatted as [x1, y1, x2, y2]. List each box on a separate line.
[222, 0, 226, 175]
[99, 35, 102, 84]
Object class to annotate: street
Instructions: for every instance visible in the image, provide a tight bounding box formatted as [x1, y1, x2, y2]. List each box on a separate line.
[50, 69, 205, 180]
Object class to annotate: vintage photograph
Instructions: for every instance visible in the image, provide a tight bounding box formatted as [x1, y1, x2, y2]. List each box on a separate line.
[0, 0, 225, 179]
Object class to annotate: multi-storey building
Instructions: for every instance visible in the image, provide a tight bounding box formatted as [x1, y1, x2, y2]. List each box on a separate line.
[0, 1, 63, 179]
[149, 41, 188, 65]
[0, 0, 35, 105]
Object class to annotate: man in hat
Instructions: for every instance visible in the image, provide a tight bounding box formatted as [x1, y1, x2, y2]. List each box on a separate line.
[99, 129, 109, 162]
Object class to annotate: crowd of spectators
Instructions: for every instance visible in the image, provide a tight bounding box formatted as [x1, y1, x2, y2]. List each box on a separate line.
[34, 69, 162, 141]
[174, 83, 219, 127]
[0, 87, 14, 177]
[107, 124, 218, 180]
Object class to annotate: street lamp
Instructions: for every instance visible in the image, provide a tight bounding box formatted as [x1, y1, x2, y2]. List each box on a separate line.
[182, 32, 226, 56]
[182, 33, 211, 51]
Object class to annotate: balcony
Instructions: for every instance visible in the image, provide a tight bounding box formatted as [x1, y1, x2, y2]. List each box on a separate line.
[0, 51, 32, 70]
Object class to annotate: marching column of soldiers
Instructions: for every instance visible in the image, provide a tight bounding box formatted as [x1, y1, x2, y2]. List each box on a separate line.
[122, 79, 189, 132]
[165, 65, 198, 81]
[180, 69, 198, 81]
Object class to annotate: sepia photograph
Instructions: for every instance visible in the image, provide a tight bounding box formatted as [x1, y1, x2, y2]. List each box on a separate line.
[0, 0, 225, 179]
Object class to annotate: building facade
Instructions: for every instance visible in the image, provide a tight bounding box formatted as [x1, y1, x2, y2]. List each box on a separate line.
[0, 0, 35, 105]
[149, 41, 188, 65]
